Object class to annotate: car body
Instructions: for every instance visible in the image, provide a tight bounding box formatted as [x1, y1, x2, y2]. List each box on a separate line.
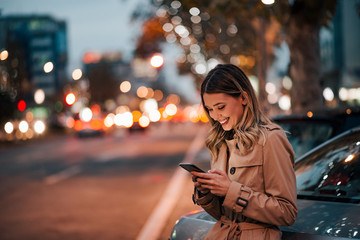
[170, 126, 360, 240]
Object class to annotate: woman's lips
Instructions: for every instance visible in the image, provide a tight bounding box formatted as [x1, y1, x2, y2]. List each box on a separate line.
[219, 117, 229, 125]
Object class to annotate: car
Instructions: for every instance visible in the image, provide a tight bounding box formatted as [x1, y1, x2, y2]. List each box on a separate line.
[170, 126, 360, 240]
[73, 113, 104, 138]
[272, 108, 360, 159]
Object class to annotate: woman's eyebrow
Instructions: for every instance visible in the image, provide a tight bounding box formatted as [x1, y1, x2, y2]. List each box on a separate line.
[205, 102, 224, 109]
[213, 102, 224, 107]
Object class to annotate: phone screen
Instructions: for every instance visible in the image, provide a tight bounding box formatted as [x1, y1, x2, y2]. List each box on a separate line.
[179, 163, 205, 173]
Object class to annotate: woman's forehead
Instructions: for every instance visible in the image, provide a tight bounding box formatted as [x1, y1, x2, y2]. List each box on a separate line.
[203, 93, 233, 105]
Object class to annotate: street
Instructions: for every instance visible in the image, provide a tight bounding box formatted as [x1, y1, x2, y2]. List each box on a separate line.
[0, 122, 210, 240]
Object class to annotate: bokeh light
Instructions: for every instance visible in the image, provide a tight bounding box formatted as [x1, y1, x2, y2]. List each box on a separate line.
[17, 100, 26, 112]
[0, 50, 9, 61]
[143, 98, 158, 113]
[149, 110, 161, 122]
[72, 69, 82, 80]
[278, 95, 291, 111]
[114, 112, 133, 127]
[139, 116, 150, 128]
[282, 76, 293, 90]
[154, 90, 164, 101]
[34, 89, 45, 104]
[137, 86, 148, 98]
[261, 0, 275, 5]
[265, 82, 276, 95]
[79, 108, 93, 122]
[34, 120, 46, 134]
[65, 93, 76, 106]
[165, 103, 177, 116]
[189, 7, 200, 16]
[43, 62, 54, 73]
[104, 113, 115, 128]
[167, 94, 180, 105]
[120, 81, 131, 93]
[19, 120, 29, 133]
[132, 110, 142, 122]
[4, 122, 14, 134]
[323, 87, 334, 101]
[150, 54, 164, 68]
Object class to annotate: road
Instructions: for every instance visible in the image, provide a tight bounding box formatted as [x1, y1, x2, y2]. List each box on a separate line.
[0, 122, 210, 240]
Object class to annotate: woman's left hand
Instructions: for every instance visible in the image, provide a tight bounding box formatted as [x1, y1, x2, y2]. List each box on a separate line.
[191, 169, 231, 197]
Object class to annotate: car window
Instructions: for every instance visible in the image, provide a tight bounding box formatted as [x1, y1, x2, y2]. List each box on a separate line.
[295, 130, 360, 203]
[279, 121, 334, 158]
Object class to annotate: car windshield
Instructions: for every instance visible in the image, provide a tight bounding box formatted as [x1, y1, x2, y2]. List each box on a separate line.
[277, 120, 335, 158]
[295, 130, 360, 203]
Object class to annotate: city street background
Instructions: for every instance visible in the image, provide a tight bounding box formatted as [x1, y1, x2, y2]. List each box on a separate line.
[0, 122, 209, 240]
[0, 1, 359, 239]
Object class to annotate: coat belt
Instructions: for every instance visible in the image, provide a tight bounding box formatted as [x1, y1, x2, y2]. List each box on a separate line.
[220, 215, 272, 239]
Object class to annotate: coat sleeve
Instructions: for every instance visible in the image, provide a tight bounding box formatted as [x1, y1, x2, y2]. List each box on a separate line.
[193, 187, 223, 220]
[222, 130, 298, 226]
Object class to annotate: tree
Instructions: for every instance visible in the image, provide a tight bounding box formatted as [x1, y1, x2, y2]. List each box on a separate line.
[134, 0, 338, 114]
[275, 0, 337, 113]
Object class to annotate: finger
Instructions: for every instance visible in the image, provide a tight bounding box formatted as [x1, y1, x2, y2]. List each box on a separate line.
[195, 182, 209, 192]
[191, 175, 198, 182]
[191, 171, 211, 179]
[200, 184, 212, 190]
[196, 178, 214, 188]
[208, 169, 227, 176]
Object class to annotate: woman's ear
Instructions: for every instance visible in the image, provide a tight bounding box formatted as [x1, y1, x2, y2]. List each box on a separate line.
[241, 91, 249, 105]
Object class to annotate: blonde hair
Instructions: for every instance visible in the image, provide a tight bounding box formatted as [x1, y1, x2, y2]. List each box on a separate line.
[201, 64, 271, 160]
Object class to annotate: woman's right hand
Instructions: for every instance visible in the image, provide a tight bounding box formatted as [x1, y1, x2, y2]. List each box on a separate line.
[192, 174, 210, 195]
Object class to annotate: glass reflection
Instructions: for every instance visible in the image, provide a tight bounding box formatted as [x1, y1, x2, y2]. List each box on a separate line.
[295, 130, 360, 202]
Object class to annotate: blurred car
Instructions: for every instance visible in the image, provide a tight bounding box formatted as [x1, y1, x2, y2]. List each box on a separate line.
[73, 113, 104, 138]
[128, 121, 148, 133]
[273, 108, 360, 159]
[170, 126, 360, 240]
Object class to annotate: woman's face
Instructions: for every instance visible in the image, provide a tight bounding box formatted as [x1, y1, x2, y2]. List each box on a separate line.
[203, 92, 247, 131]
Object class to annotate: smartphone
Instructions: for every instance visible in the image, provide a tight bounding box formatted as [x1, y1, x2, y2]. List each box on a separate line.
[179, 163, 205, 173]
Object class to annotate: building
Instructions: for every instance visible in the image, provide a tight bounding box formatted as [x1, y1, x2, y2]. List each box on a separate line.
[0, 15, 67, 104]
[320, 0, 360, 104]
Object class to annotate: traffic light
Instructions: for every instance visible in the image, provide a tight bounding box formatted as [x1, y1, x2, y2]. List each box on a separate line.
[17, 100, 26, 112]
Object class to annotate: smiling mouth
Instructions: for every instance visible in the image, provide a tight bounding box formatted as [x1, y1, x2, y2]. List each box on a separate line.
[219, 118, 229, 125]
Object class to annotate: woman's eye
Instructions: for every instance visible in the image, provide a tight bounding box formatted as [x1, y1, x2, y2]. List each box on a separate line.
[218, 106, 225, 110]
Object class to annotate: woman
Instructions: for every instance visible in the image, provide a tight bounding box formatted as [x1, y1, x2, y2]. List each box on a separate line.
[191, 64, 297, 240]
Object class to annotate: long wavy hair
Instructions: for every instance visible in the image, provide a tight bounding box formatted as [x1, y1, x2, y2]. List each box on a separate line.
[201, 64, 271, 160]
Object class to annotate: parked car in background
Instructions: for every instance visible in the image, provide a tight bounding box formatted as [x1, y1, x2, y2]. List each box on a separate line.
[273, 108, 360, 158]
[170, 126, 360, 240]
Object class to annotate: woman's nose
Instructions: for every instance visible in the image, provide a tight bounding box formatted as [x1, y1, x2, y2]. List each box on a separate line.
[210, 111, 219, 120]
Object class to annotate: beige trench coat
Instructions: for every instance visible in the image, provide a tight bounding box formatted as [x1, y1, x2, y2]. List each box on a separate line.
[193, 124, 298, 240]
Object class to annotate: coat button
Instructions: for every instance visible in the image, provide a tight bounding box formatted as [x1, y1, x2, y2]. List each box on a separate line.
[230, 167, 236, 175]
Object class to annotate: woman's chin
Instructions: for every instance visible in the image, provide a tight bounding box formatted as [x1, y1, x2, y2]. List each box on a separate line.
[221, 124, 232, 131]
